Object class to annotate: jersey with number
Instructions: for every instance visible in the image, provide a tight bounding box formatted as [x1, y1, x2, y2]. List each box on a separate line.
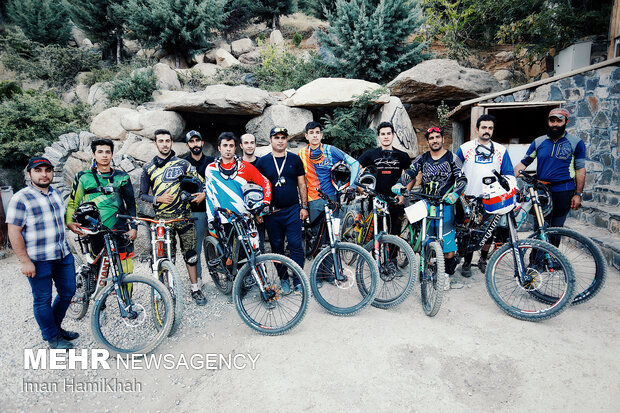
[456, 140, 514, 196]
[204, 159, 272, 223]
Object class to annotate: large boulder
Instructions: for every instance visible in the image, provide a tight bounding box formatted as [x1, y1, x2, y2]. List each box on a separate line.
[87, 82, 111, 115]
[192, 63, 218, 78]
[284, 78, 390, 107]
[231, 38, 255, 57]
[152, 85, 272, 115]
[245, 105, 314, 144]
[204, 41, 232, 63]
[154, 62, 181, 90]
[215, 49, 240, 68]
[387, 59, 502, 103]
[117, 135, 189, 163]
[90, 107, 136, 140]
[269, 30, 284, 45]
[120, 109, 185, 140]
[71, 26, 87, 46]
[238, 50, 261, 65]
[368, 97, 418, 158]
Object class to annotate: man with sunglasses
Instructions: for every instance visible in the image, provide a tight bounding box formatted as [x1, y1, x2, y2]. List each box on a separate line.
[392, 127, 467, 288]
[455, 114, 514, 277]
[358, 121, 411, 235]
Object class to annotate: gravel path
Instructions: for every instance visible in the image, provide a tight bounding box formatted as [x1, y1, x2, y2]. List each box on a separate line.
[1, 250, 619, 412]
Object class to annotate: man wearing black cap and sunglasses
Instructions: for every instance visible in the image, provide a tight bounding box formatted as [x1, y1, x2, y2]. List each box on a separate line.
[455, 114, 514, 277]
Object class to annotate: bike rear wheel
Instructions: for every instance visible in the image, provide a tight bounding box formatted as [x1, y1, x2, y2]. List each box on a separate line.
[233, 254, 309, 335]
[151, 260, 184, 336]
[91, 274, 174, 355]
[530, 227, 606, 305]
[361, 235, 417, 309]
[204, 236, 233, 295]
[68, 269, 89, 320]
[486, 239, 575, 321]
[310, 242, 379, 316]
[420, 241, 445, 317]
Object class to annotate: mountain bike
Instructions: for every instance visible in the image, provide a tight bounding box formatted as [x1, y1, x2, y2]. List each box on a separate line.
[343, 182, 417, 309]
[116, 214, 195, 336]
[515, 170, 606, 305]
[206, 207, 309, 335]
[400, 191, 448, 317]
[68, 217, 174, 355]
[455, 170, 576, 321]
[305, 188, 379, 316]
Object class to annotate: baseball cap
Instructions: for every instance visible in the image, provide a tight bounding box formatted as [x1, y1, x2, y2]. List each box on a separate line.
[185, 130, 203, 142]
[548, 108, 569, 121]
[270, 127, 288, 137]
[27, 157, 54, 171]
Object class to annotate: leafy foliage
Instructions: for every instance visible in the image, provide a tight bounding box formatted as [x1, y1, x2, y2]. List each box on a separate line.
[253, 44, 329, 91]
[104, 67, 157, 105]
[299, 0, 336, 20]
[421, 0, 475, 60]
[123, 0, 226, 66]
[317, 0, 428, 83]
[321, 88, 388, 157]
[436, 100, 451, 128]
[254, 0, 296, 29]
[6, 0, 71, 45]
[292, 32, 303, 47]
[0, 91, 89, 167]
[222, 0, 256, 40]
[0, 81, 23, 101]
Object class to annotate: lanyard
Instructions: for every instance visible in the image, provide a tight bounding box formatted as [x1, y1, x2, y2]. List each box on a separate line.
[272, 152, 287, 180]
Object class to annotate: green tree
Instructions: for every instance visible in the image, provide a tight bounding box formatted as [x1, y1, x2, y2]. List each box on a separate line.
[123, 0, 226, 67]
[221, 0, 256, 41]
[317, 0, 428, 83]
[6, 0, 71, 45]
[254, 0, 296, 29]
[64, 0, 126, 64]
[422, 0, 476, 60]
[299, 0, 336, 20]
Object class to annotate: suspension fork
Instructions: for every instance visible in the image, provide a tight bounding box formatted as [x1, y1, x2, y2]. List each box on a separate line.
[325, 203, 346, 281]
[528, 186, 549, 242]
[506, 212, 532, 284]
[103, 233, 132, 317]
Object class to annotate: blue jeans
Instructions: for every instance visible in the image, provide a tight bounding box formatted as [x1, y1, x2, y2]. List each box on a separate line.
[264, 204, 304, 286]
[193, 212, 207, 280]
[28, 254, 76, 341]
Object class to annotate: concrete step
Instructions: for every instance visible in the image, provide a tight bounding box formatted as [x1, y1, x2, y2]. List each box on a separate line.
[565, 217, 620, 271]
[570, 199, 620, 234]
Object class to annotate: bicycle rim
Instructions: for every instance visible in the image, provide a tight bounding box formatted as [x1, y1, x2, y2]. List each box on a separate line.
[152, 260, 184, 335]
[91, 275, 174, 355]
[420, 241, 445, 317]
[68, 271, 89, 320]
[486, 240, 575, 321]
[233, 254, 308, 335]
[204, 236, 233, 295]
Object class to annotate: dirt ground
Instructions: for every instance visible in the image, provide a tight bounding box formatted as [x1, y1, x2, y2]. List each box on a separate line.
[1, 250, 618, 413]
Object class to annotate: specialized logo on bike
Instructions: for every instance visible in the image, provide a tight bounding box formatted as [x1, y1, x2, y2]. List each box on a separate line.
[162, 166, 185, 182]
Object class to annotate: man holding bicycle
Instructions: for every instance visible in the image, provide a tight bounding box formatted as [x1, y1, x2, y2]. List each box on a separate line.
[140, 129, 207, 306]
[66, 138, 138, 274]
[392, 127, 467, 288]
[256, 127, 308, 294]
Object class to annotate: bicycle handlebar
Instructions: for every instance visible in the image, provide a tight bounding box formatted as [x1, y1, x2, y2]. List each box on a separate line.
[354, 181, 398, 204]
[116, 214, 197, 225]
[402, 190, 444, 204]
[492, 169, 511, 192]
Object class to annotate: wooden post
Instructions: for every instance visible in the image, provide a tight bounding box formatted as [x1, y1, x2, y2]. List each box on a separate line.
[0, 192, 6, 249]
[609, 0, 620, 59]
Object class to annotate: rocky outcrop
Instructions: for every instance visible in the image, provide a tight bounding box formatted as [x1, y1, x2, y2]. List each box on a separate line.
[368, 97, 418, 157]
[152, 85, 272, 115]
[269, 30, 284, 45]
[87, 82, 111, 115]
[154, 63, 181, 90]
[388, 59, 502, 103]
[238, 50, 261, 65]
[231, 38, 255, 57]
[284, 78, 390, 107]
[90, 107, 136, 140]
[215, 49, 240, 68]
[245, 105, 314, 144]
[91, 108, 185, 141]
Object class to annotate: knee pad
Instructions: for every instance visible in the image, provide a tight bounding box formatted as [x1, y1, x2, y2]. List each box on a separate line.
[445, 257, 458, 275]
[184, 249, 198, 266]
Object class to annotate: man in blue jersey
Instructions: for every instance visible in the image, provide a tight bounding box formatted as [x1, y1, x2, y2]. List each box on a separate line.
[456, 114, 514, 277]
[514, 108, 586, 230]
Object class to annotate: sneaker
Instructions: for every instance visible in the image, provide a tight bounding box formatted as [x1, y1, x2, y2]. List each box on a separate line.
[477, 258, 487, 273]
[280, 278, 291, 295]
[444, 274, 451, 291]
[59, 328, 79, 341]
[48, 335, 74, 350]
[461, 262, 472, 278]
[191, 289, 207, 306]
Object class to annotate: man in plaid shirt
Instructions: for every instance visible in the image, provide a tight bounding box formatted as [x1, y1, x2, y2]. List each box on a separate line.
[6, 157, 78, 349]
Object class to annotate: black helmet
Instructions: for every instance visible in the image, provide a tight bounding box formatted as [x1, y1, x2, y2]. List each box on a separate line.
[330, 161, 351, 192]
[242, 183, 264, 211]
[73, 202, 101, 231]
[178, 175, 203, 202]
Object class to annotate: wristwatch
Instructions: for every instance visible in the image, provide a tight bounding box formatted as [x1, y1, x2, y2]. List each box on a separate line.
[575, 192, 583, 197]
[301, 205, 309, 211]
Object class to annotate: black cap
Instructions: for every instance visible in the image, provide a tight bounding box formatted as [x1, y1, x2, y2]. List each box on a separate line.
[185, 130, 203, 142]
[270, 127, 288, 137]
[27, 157, 54, 171]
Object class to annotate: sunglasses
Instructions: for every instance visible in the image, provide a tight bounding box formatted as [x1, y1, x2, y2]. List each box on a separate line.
[427, 127, 442, 133]
[272, 127, 288, 135]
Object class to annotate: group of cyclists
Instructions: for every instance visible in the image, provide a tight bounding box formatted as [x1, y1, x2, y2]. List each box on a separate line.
[65, 107, 586, 304]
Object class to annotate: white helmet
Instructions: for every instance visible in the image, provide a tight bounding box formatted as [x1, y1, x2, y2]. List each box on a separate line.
[482, 174, 517, 215]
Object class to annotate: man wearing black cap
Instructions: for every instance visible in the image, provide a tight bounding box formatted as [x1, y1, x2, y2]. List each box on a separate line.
[182, 130, 214, 282]
[6, 157, 78, 349]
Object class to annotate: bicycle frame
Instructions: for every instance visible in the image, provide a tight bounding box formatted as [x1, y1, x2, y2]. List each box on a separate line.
[403, 193, 445, 274]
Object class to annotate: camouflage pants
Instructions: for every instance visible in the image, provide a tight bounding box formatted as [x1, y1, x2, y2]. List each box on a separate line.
[158, 213, 197, 265]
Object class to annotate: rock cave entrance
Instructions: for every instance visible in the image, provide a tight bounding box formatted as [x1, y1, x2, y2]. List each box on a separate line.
[178, 112, 255, 153]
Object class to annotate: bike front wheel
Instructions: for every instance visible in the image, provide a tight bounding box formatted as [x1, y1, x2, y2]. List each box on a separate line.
[151, 260, 184, 336]
[310, 242, 379, 316]
[420, 241, 445, 317]
[68, 269, 89, 320]
[233, 254, 309, 335]
[486, 239, 575, 322]
[362, 235, 417, 309]
[204, 236, 233, 295]
[91, 274, 174, 355]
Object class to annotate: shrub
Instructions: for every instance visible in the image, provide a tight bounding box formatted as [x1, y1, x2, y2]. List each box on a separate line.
[321, 88, 388, 157]
[253, 44, 329, 91]
[292, 32, 303, 47]
[0, 81, 23, 101]
[105, 67, 157, 105]
[0, 91, 89, 168]
[6, 0, 71, 45]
